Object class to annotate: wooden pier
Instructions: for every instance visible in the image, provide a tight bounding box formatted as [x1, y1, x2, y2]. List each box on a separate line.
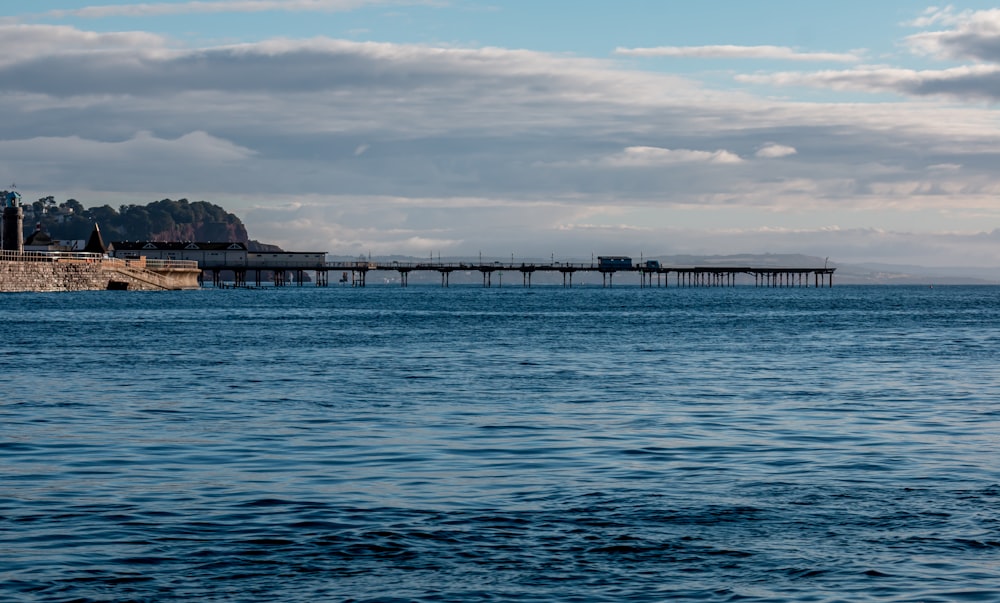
[205, 260, 834, 288]
[111, 241, 835, 289]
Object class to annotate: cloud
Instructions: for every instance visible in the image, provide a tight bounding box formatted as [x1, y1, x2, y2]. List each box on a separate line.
[0, 131, 255, 192]
[906, 6, 965, 28]
[0, 130, 254, 163]
[927, 163, 961, 171]
[0, 32, 682, 101]
[905, 8, 1000, 63]
[599, 146, 744, 166]
[736, 64, 1000, 101]
[615, 45, 862, 63]
[734, 9, 1000, 102]
[0, 27, 993, 187]
[538, 146, 746, 170]
[755, 143, 797, 159]
[5, 24, 1000, 266]
[41, 0, 442, 19]
[0, 24, 167, 65]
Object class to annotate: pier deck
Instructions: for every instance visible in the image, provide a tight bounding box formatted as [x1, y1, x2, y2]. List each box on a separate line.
[204, 260, 835, 288]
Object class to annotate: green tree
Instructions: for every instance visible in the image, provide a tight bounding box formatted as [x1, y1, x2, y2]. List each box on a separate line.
[89, 205, 120, 229]
[26, 197, 252, 243]
[61, 199, 84, 214]
[121, 205, 153, 238]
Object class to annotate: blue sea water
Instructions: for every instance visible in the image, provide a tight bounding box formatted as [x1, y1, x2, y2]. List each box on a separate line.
[1, 284, 998, 602]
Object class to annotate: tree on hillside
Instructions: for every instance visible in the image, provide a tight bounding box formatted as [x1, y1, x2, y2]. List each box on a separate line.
[25, 197, 252, 243]
[62, 199, 84, 214]
[88, 205, 119, 228]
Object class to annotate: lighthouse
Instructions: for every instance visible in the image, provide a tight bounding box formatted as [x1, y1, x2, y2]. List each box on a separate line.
[1, 191, 23, 253]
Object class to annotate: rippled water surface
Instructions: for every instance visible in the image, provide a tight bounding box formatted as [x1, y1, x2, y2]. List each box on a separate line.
[2, 285, 998, 601]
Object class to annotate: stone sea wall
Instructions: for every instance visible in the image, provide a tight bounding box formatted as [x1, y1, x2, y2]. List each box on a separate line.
[0, 259, 200, 292]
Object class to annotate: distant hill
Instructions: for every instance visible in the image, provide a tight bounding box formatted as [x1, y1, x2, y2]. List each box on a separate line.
[8, 194, 279, 251]
[828, 261, 1000, 285]
[661, 253, 829, 268]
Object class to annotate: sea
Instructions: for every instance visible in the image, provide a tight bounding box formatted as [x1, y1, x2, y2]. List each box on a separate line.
[1, 284, 998, 602]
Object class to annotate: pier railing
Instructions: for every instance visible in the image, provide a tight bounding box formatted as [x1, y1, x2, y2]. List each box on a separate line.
[330, 261, 602, 270]
[0, 250, 104, 262]
[0, 250, 198, 271]
[142, 259, 200, 270]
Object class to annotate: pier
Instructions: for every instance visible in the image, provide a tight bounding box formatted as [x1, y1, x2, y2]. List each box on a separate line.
[204, 259, 834, 288]
[324, 261, 835, 288]
[109, 242, 835, 289]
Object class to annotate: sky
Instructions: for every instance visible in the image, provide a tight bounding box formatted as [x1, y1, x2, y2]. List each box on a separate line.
[5, 1, 1000, 266]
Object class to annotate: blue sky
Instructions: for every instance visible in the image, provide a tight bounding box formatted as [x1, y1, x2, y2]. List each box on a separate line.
[9, 1, 981, 64]
[5, 1, 1000, 266]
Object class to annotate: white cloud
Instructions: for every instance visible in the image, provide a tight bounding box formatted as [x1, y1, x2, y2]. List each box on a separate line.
[755, 144, 797, 159]
[735, 9, 1000, 102]
[736, 64, 1000, 100]
[0, 131, 255, 194]
[42, 0, 441, 19]
[0, 32, 706, 107]
[905, 8, 1000, 62]
[0, 24, 167, 65]
[539, 146, 746, 170]
[906, 6, 965, 28]
[601, 146, 744, 166]
[0, 131, 254, 163]
[615, 45, 862, 63]
[927, 163, 962, 171]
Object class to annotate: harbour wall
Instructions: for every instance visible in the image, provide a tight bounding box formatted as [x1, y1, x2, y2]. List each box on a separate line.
[0, 256, 200, 292]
